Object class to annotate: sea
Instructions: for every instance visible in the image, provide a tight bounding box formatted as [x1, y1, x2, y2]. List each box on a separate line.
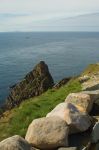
[0, 32, 99, 105]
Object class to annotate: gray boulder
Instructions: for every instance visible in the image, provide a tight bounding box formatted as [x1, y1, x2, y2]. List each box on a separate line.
[0, 135, 32, 150]
[47, 102, 91, 134]
[25, 117, 69, 149]
[81, 90, 99, 114]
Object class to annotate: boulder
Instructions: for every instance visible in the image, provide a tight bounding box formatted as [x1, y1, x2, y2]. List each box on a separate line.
[81, 90, 99, 115]
[58, 147, 78, 150]
[0, 135, 32, 150]
[6, 61, 54, 109]
[46, 103, 91, 134]
[91, 122, 99, 143]
[65, 93, 93, 113]
[25, 117, 69, 149]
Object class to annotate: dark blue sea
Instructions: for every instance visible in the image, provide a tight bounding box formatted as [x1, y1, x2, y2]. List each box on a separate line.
[0, 32, 99, 105]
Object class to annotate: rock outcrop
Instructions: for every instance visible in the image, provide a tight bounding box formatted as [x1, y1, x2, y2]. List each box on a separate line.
[6, 61, 54, 109]
[46, 102, 91, 134]
[53, 77, 71, 89]
[25, 117, 69, 149]
[0, 135, 32, 150]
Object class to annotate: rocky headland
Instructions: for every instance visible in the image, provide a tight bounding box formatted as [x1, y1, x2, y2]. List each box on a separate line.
[6, 61, 54, 109]
[0, 62, 99, 150]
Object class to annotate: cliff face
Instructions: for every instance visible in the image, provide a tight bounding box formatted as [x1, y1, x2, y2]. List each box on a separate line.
[6, 61, 54, 109]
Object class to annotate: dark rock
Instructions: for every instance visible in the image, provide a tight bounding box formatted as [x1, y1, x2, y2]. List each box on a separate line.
[68, 129, 92, 150]
[91, 122, 99, 143]
[53, 77, 71, 89]
[91, 103, 99, 115]
[6, 61, 54, 109]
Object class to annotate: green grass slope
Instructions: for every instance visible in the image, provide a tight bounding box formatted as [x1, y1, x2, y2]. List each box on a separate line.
[0, 79, 81, 141]
[82, 63, 99, 75]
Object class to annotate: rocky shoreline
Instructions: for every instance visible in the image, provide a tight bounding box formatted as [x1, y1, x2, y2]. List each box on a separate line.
[0, 62, 99, 150]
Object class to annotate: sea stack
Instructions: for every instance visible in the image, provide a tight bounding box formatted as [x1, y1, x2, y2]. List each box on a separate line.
[6, 61, 54, 109]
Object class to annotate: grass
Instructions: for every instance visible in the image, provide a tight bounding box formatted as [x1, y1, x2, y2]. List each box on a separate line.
[0, 79, 81, 141]
[82, 63, 99, 75]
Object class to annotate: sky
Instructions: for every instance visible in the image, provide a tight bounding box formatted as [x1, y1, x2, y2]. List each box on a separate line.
[0, 0, 99, 32]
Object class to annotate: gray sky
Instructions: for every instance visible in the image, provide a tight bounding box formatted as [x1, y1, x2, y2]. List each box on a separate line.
[0, 0, 99, 32]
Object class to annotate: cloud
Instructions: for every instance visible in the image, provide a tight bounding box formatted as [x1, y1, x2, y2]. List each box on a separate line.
[0, 0, 99, 31]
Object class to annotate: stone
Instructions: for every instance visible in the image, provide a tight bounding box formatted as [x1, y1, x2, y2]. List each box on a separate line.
[0, 135, 32, 150]
[46, 103, 91, 134]
[6, 61, 54, 109]
[91, 122, 99, 143]
[65, 93, 93, 113]
[25, 117, 69, 149]
[58, 147, 78, 150]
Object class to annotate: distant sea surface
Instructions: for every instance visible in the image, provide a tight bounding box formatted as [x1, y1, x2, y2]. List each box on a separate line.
[0, 32, 99, 105]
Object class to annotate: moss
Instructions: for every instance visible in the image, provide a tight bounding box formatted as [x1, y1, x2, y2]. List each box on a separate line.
[0, 78, 81, 141]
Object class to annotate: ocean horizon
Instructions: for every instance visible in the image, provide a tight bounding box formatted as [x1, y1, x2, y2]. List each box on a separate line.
[0, 31, 99, 105]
